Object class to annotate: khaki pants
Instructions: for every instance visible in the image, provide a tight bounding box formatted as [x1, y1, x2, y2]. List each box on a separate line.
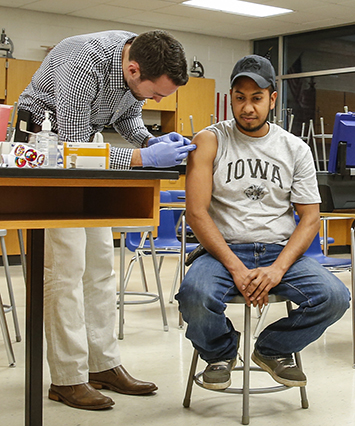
[44, 227, 121, 385]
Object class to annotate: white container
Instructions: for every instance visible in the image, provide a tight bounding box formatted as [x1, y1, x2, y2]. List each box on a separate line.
[35, 111, 58, 168]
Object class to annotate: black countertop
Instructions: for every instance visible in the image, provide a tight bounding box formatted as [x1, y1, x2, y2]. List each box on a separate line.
[0, 167, 179, 180]
[134, 164, 186, 174]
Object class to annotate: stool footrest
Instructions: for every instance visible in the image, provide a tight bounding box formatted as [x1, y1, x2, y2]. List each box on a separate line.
[194, 367, 290, 394]
[117, 291, 160, 305]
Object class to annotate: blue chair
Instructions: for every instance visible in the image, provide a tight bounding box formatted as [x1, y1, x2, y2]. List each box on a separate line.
[124, 191, 199, 305]
[166, 190, 194, 237]
[295, 213, 351, 270]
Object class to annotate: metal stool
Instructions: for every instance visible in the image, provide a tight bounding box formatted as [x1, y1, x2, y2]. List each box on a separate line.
[183, 295, 308, 425]
[112, 226, 168, 340]
[0, 229, 22, 366]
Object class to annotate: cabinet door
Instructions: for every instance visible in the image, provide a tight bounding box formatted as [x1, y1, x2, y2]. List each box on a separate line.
[0, 58, 6, 100]
[143, 92, 176, 111]
[6, 58, 42, 106]
[176, 77, 215, 137]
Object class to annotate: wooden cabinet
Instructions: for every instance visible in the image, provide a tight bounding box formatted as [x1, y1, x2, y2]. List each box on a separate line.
[143, 77, 215, 137]
[176, 77, 215, 136]
[0, 58, 6, 100]
[5, 58, 42, 106]
[143, 93, 176, 111]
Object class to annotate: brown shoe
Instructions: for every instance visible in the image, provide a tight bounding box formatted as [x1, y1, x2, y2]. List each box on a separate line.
[89, 365, 158, 395]
[48, 383, 115, 410]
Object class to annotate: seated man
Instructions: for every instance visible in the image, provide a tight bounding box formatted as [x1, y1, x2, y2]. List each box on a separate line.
[176, 54, 350, 391]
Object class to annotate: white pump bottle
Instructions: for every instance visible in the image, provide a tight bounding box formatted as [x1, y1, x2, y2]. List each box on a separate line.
[35, 111, 58, 168]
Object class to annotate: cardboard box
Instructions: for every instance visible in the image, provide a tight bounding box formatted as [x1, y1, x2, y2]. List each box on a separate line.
[63, 142, 110, 169]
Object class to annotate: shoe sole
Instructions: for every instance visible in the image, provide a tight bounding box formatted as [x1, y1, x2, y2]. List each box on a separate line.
[202, 358, 237, 390]
[251, 352, 307, 387]
[90, 381, 158, 395]
[48, 389, 114, 410]
[202, 377, 232, 390]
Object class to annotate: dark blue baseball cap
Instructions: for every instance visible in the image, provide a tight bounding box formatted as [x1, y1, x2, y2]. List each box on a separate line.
[230, 55, 276, 90]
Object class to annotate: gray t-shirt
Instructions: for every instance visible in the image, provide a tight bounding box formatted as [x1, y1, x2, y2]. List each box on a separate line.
[205, 120, 321, 245]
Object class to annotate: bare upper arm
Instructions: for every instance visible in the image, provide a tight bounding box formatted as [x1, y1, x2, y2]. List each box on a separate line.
[185, 129, 218, 215]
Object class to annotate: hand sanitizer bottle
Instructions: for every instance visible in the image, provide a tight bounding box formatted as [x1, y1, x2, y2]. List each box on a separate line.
[35, 111, 58, 168]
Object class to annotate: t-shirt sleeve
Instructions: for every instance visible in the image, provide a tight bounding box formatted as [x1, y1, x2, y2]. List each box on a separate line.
[290, 145, 321, 204]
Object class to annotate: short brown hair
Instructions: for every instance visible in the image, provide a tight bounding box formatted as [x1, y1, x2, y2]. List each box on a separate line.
[129, 30, 188, 87]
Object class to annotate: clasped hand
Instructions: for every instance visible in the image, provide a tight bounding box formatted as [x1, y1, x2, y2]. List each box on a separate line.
[141, 132, 196, 168]
[238, 266, 283, 308]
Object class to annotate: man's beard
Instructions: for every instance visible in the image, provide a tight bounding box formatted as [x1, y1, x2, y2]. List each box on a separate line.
[130, 87, 145, 101]
[233, 113, 268, 134]
[128, 78, 146, 101]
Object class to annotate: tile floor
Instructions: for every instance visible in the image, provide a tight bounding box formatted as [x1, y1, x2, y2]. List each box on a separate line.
[0, 249, 355, 426]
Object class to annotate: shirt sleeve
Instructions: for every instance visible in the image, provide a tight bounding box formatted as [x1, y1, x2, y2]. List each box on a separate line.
[109, 147, 134, 170]
[113, 104, 153, 148]
[290, 146, 321, 204]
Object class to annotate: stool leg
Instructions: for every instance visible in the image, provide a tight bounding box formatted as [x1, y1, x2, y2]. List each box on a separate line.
[0, 292, 16, 366]
[148, 232, 168, 332]
[286, 301, 309, 409]
[1, 236, 21, 342]
[294, 351, 309, 409]
[137, 231, 149, 292]
[242, 304, 251, 425]
[253, 303, 270, 339]
[118, 232, 126, 340]
[183, 348, 199, 408]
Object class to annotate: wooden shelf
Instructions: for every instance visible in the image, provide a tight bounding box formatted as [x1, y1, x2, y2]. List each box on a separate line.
[0, 169, 179, 230]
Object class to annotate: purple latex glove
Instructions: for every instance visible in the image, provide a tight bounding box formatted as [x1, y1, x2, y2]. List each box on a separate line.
[140, 140, 196, 168]
[148, 132, 191, 147]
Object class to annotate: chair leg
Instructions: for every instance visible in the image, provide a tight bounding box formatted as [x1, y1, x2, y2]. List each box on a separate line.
[137, 253, 149, 292]
[0, 292, 16, 366]
[1, 236, 21, 342]
[148, 232, 168, 332]
[169, 260, 180, 303]
[122, 255, 138, 292]
[242, 304, 251, 425]
[183, 348, 199, 408]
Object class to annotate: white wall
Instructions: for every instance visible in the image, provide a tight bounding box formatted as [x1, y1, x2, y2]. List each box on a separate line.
[0, 6, 251, 121]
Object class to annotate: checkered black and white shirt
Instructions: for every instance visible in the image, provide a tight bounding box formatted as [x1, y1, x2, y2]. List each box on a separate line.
[18, 31, 153, 169]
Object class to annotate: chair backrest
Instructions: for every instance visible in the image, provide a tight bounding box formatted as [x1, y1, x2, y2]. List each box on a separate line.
[156, 191, 179, 242]
[166, 190, 185, 226]
[294, 212, 351, 267]
[328, 112, 355, 173]
[125, 232, 143, 252]
[125, 191, 179, 251]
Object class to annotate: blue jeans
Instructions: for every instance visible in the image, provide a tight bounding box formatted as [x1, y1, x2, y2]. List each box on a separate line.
[175, 244, 350, 363]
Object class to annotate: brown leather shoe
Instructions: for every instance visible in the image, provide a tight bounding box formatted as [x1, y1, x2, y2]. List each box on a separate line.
[89, 365, 158, 395]
[48, 383, 115, 410]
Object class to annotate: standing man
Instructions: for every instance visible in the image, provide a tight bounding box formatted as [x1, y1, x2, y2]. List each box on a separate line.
[16, 30, 195, 410]
[176, 54, 350, 391]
